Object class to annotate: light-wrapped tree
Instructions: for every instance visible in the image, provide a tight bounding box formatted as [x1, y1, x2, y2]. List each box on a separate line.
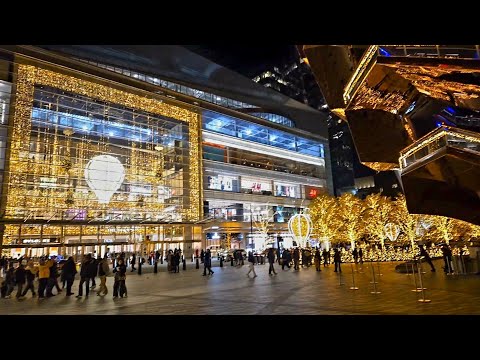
[430, 216, 473, 245]
[336, 193, 364, 249]
[363, 193, 394, 248]
[308, 194, 340, 249]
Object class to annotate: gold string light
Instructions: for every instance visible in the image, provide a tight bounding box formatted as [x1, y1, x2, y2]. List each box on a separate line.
[4, 64, 202, 242]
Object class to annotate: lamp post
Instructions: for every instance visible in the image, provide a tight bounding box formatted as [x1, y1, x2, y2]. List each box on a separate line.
[250, 204, 254, 251]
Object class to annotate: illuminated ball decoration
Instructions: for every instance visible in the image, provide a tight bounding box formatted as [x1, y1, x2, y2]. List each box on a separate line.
[288, 213, 312, 248]
[84, 155, 125, 204]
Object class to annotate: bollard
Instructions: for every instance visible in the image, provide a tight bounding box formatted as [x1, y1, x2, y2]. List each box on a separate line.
[230, 257, 234, 266]
[370, 264, 380, 294]
[160, 255, 163, 265]
[220, 256, 224, 267]
[417, 259, 431, 303]
[183, 259, 186, 271]
[350, 263, 358, 290]
[411, 261, 422, 292]
[138, 259, 142, 275]
[376, 260, 383, 276]
[154, 260, 158, 274]
[338, 268, 344, 286]
[195, 258, 199, 269]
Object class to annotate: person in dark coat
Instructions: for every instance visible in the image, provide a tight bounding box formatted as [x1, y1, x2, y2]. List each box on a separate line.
[76, 254, 94, 298]
[130, 253, 136, 272]
[333, 248, 342, 273]
[281, 249, 291, 270]
[46, 256, 62, 297]
[62, 256, 77, 296]
[4, 264, 16, 298]
[293, 248, 300, 270]
[358, 248, 364, 265]
[202, 249, 214, 276]
[267, 248, 277, 275]
[419, 245, 435, 272]
[113, 258, 127, 298]
[21, 259, 37, 298]
[322, 248, 329, 267]
[14, 261, 26, 299]
[89, 257, 98, 289]
[441, 244, 454, 273]
[200, 249, 205, 264]
[352, 248, 359, 264]
[174, 250, 181, 273]
[314, 248, 322, 272]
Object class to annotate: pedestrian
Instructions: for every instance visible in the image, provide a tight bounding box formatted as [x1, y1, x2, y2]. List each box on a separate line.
[352, 248, 359, 264]
[441, 244, 454, 273]
[200, 249, 205, 264]
[314, 248, 322, 272]
[62, 256, 77, 296]
[113, 258, 127, 298]
[46, 256, 62, 297]
[358, 248, 364, 265]
[130, 253, 136, 272]
[267, 248, 277, 275]
[322, 248, 329, 267]
[4, 264, 15, 299]
[202, 249, 214, 276]
[76, 254, 94, 298]
[333, 248, 342, 273]
[97, 255, 110, 296]
[37, 258, 50, 299]
[418, 245, 435, 272]
[14, 260, 27, 300]
[281, 249, 291, 270]
[293, 248, 300, 270]
[89, 256, 98, 289]
[21, 259, 37, 298]
[246, 251, 257, 278]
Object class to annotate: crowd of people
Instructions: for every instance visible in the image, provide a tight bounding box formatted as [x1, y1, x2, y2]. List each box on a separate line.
[0, 252, 129, 300]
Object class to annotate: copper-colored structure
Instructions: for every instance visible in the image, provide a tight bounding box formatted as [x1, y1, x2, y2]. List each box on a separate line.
[302, 45, 480, 224]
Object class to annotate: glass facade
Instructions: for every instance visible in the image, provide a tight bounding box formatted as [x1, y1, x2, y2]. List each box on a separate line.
[203, 110, 323, 157]
[79, 59, 297, 128]
[1, 62, 202, 257]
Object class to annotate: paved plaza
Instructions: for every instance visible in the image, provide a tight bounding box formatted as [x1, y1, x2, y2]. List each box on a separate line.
[1, 259, 479, 315]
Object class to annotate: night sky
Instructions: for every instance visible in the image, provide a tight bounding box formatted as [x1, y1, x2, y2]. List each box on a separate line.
[182, 45, 298, 77]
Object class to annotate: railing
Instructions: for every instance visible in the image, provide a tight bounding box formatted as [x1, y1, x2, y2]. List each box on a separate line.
[343, 45, 378, 105]
[377, 45, 480, 60]
[399, 126, 480, 169]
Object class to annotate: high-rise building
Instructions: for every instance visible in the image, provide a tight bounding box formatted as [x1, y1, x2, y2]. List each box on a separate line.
[0, 45, 332, 258]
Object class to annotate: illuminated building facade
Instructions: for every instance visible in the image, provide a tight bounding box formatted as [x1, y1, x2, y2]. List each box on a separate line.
[0, 45, 331, 258]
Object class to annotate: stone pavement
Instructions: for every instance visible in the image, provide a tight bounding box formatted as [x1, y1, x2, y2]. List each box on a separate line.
[1, 259, 480, 315]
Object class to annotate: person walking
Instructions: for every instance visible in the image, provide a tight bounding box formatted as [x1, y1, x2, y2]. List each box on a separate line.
[293, 248, 300, 270]
[14, 261, 27, 300]
[281, 249, 291, 270]
[202, 249, 214, 276]
[358, 248, 364, 265]
[246, 251, 257, 278]
[352, 248, 359, 264]
[97, 255, 110, 296]
[322, 248, 329, 267]
[37, 258, 51, 299]
[441, 244, 454, 273]
[77, 254, 94, 298]
[267, 248, 277, 275]
[62, 256, 77, 296]
[333, 248, 342, 273]
[130, 253, 137, 272]
[89, 256, 98, 289]
[113, 258, 127, 298]
[419, 245, 435, 272]
[46, 256, 62, 297]
[21, 259, 37, 298]
[314, 248, 322, 272]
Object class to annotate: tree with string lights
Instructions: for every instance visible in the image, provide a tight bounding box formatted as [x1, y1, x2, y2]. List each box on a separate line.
[363, 193, 394, 248]
[429, 216, 472, 245]
[336, 193, 364, 249]
[308, 194, 340, 248]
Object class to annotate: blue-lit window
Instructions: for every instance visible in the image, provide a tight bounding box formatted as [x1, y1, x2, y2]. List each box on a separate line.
[203, 110, 324, 158]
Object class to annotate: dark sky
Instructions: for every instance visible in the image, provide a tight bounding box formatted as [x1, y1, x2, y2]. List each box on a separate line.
[182, 45, 298, 78]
